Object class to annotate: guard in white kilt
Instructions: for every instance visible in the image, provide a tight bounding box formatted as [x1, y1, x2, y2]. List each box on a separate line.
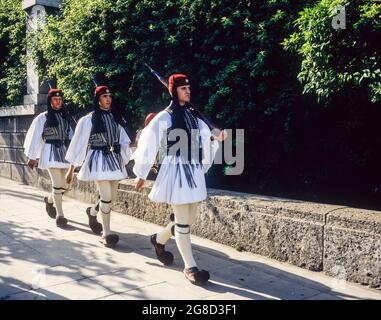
[65, 86, 132, 247]
[133, 74, 226, 286]
[23, 88, 73, 228]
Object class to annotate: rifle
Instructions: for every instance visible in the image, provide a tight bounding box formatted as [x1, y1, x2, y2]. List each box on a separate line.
[144, 64, 222, 135]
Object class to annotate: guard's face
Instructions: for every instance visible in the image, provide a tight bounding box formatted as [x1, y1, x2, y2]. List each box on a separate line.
[50, 96, 63, 110]
[99, 93, 112, 110]
[176, 85, 191, 104]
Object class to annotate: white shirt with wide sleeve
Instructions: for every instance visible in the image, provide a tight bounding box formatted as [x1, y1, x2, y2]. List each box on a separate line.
[132, 110, 219, 205]
[65, 113, 132, 181]
[23, 112, 73, 169]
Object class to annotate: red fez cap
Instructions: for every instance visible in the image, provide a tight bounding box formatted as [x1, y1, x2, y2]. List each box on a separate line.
[48, 89, 63, 97]
[94, 86, 111, 97]
[168, 74, 189, 96]
[144, 113, 157, 127]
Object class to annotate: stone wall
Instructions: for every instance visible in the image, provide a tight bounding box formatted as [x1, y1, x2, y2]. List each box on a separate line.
[0, 106, 380, 290]
[0, 105, 45, 183]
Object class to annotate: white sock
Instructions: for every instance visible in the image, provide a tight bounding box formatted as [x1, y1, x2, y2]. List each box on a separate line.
[172, 204, 197, 269]
[101, 212, 111, 236]
[90, 200, 99, 217]
[175, 224, 197, 269]
[100, 201, 111, 236]
[156, 221, 175, 245]
[53, 191, 64, 217]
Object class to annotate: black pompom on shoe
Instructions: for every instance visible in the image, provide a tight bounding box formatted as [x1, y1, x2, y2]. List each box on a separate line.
[100, 234, 119, 248]
[184, 267, 210, 286]
[86, 207, 103, 235]
[150, 234, 174, 266]
[44, 196, 57, 219]
[56, 216, 68, 228]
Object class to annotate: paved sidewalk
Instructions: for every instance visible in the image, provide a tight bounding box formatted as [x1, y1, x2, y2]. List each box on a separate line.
[0, 177, 380, 300]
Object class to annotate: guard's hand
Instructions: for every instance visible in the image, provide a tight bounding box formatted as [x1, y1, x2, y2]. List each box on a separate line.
[135, 177, 145, 192]
[65, 171, 74, 184]
[213, 129, 228, 142]
[130, 140, 138, 148]
[27, 159, 37, 170]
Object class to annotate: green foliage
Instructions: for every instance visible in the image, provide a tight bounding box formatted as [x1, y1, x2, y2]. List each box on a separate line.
[283, 0, 381, 103]
[0, 0, 26, 107]
[32, 1, 311, 124]
[234, 243, 244, 252]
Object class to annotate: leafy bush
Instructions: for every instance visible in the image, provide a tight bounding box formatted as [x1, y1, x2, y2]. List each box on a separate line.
[0, 0, 26, 107]
[283, 0, 381, 103]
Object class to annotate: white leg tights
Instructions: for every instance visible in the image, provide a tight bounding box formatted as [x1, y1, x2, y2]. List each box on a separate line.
[47, 168, 68, 217]
[172, 202, 200, 269]
[95, 180, 119, 236]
